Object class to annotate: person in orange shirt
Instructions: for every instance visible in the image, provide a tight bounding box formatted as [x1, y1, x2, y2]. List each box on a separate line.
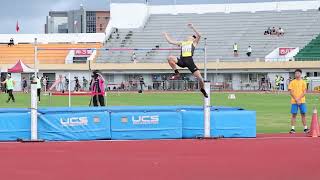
[288, 69, 309, 134]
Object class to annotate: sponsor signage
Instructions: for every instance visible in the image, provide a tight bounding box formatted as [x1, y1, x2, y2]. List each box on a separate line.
[60, 117, 88, 127]
[75, 49, 92, 57]
[120, 115, 160, 125]
[279, 48, 295, 56]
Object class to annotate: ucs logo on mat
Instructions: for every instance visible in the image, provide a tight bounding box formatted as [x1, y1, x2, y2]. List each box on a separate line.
[60, 117, 88, 127]
[132, 115, 159, 125]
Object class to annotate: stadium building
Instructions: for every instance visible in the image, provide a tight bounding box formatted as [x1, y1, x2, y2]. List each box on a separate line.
[1, 0, 320, 91]
[45, 5, 110, 34]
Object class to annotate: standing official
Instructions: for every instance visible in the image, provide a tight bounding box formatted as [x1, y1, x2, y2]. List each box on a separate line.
[1, 74, 15, 103]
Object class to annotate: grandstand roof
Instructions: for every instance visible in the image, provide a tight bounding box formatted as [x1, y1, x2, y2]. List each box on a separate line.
[0, 33, 106, 44]
[115, 0, 312, 5]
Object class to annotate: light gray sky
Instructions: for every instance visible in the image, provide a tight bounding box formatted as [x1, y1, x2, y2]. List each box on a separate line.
[0, 0, 308, 34]
[0, 0, 110, 34]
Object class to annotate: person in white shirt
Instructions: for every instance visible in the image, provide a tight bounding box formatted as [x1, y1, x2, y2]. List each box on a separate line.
[247, 46, 252, 57]
[131, 52, 137, 63]
[233, 43, 238, 56]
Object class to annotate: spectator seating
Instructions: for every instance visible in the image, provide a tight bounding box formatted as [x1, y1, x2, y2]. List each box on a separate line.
[96, 10, 320, 63]
[295, 34, 320, 61]
[0, 43, 102, 64]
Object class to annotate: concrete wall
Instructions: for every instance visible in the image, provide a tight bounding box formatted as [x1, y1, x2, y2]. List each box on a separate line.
[232, 74, 241, 90]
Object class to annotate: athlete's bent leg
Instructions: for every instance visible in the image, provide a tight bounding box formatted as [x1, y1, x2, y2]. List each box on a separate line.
[193, 70, 208, 98]
[167, 56, 178, 71]
[167, 56, 180, 79]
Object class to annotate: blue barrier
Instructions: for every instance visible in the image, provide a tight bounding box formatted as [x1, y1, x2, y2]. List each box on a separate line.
[0, 106, 256, 141]
[182, 109, 256, 138]
[0, 108, 30, 141]
[110, 109, 182, 140]
[38, 107, 111, 141]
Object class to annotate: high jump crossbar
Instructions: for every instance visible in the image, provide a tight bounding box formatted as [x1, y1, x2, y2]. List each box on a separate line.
[36, 47, 206, 51]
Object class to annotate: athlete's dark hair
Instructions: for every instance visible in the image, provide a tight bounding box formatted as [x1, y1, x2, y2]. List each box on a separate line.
[294, 69, 302, 73]
[192, 35, 197, 39]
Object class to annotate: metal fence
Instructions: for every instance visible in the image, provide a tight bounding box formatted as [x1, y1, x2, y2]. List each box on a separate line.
[107, 80, 200, 91]
[2, 79, 312, 92]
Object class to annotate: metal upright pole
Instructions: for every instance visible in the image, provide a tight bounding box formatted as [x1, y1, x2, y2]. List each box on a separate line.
[68, 73, 71, 107]
[204, 38, 208, 81]
[204, 81, 211, 138]
[203, 37, 211, 138]
[34, 38, 38, 78]
[31, 38, 38, 141]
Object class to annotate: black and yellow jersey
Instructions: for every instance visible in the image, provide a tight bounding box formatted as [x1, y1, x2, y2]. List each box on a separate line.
[180, 40, 195, 58]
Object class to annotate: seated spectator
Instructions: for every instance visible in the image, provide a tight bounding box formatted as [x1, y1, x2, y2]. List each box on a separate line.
[246, 46, 252, 57]
[8, 38, 14, 47]
[264, 27, 271, 35]
[131, 52, 137, 63]
[278, 27, 284, 36]
[113, 28, 120, 39]
[267, 27, 272, 34]
[271, 27, 276, 35]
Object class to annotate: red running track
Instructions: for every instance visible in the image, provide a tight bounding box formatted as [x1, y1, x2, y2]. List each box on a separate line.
[0, 134, 319, 180]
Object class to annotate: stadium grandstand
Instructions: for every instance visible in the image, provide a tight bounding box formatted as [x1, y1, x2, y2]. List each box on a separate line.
[98, 10, 320, 62]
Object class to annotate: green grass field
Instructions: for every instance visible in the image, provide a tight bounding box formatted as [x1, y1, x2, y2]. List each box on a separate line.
[1, 92, 319, 133]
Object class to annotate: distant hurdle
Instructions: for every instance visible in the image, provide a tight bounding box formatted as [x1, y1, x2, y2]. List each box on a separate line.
[30, 38, 211, 141]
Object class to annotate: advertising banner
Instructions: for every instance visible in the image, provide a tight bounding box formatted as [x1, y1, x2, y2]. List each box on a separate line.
[38, 107, 111, 141]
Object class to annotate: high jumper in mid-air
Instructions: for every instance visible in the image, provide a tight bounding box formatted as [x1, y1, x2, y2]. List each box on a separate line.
[163, 23, 208, 98]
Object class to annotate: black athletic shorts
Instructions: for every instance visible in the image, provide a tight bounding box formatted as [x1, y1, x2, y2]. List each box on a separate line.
[176, 57, 199, 73]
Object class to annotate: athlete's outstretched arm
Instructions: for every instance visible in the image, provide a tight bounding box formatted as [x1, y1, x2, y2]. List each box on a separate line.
[163, 32, 180, 46]
[188, 23, 201, 45]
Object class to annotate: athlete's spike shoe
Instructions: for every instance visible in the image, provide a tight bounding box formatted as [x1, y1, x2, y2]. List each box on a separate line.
[170, 73, 181, 80]
[200, 88, 208, 98]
